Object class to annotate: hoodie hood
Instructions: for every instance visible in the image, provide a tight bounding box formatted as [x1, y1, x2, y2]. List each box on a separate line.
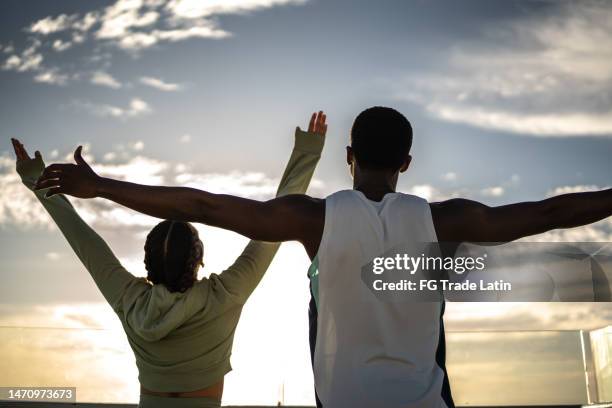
[123, 280, 209, 342]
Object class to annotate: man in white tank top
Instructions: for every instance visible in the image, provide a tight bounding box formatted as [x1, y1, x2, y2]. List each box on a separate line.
[38, 108, 612, 408]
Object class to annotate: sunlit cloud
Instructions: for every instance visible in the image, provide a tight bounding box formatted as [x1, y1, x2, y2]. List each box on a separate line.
[51, 39, 72, 52]
[131, 140, 145, 151]
[2, 40, 43, 72]
[176, 171, 286, 199]
[75, 97, 151, 119]
[548, 184, 609, 196]
[34, 68, 69, 85]
[395, 1, 612, 137]
[29, 14, 81, 35]
[481, 186, 505, 197]
[139, 76, 182, 91]
[45, 252, 62, 261]
[441, 171, 457, 182]
[90, 71, 122, 89]
[19, 0, 308, 53]
[2, 0, 309, 95]
[165, 0, 307, 20]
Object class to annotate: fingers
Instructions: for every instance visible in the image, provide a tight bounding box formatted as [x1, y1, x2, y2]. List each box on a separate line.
[36, 177, 61, 190]
[309, 110, 326, 135]
[307, 111, 328, 135]
[45, 186, 66, 198]
[17, 139, 30, 159]
[74, 145, 85, 165]
[35, 164, 72, 189]
[308, 112, 316, 133]
[41, 163, 71, 176]
[11, 138, 27, 160]
[317, 111, 326, 133]
[10, 138, 21, 159]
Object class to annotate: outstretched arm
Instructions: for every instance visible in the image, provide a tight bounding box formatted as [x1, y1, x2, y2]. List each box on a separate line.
[35, 117, 326, 253]
[12, 139, 135, 312]
[218, 112, 327, 302]
[430, 190, 612, 243]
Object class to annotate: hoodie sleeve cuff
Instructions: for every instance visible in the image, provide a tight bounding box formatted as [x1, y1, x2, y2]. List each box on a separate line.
[294, 127, 325, 155]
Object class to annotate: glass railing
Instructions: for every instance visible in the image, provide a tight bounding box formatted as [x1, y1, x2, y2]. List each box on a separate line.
[1, 326, 610, 406]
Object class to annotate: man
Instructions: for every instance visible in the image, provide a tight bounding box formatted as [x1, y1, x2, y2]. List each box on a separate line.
[36, 107, 612, 408]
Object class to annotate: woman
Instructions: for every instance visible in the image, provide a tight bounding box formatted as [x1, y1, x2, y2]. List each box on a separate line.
[12, 111, 327, 408]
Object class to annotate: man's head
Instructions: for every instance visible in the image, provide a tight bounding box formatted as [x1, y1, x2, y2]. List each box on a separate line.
[347, 106, 413, 176]
[144, 220, 204, 293]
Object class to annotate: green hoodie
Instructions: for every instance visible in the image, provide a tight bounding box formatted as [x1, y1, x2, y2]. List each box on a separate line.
[18, 128, 324, 392]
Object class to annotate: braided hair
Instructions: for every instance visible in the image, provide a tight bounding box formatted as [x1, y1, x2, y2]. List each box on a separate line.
[144, 220, 204, 293]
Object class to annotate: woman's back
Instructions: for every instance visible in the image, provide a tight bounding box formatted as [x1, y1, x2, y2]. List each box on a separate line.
[118, 276, 244, 392]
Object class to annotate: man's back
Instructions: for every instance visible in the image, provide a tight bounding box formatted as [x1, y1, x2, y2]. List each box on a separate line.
[311, 190, 448, 408]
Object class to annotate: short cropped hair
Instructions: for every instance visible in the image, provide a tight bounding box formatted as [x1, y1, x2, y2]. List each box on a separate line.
[350, 106, 413, 171]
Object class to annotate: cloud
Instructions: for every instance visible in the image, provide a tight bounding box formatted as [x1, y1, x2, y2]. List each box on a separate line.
[45, 252, 62, 261]
[52, 39, 72, 52]
[481, 186, 505, 197]
[139, 76, 182, 91]
[165, 0, 306, 19]
[179, 133, 192, 143]
[396, 1, 612, 137]
[441, 171, 457, 182]
[131, 141, 144, 151]
[2, 39, 46, 77]
[76, 97, 151, 119]
[96, 2, 160, 41]
[21, 0, 307, 52]
[548, 184, 608, 196]
[4, 0, 308, 89]
[90, 71, 122, 89]
[34, 69, 69, 85]
[176, 171, 281, 200]
[103, 152, 117, 161]
[404, 184, 462, 202]
[2, 53, 43, 72]
[29, 14, 79, 35]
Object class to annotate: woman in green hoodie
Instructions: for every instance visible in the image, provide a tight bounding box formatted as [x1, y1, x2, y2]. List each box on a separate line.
[12, 111, 327, 408]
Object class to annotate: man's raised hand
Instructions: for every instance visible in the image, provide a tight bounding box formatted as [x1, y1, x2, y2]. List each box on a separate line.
[35, 146, 101, 198]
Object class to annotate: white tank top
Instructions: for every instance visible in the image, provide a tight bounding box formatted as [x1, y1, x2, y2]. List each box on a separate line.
[310, 189, 447, 408]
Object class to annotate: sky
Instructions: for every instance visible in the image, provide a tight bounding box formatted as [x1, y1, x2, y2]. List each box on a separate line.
[0, 0, 611, 405]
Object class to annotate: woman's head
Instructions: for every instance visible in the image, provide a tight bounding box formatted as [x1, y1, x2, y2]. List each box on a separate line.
[144, 220, 204, 293]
